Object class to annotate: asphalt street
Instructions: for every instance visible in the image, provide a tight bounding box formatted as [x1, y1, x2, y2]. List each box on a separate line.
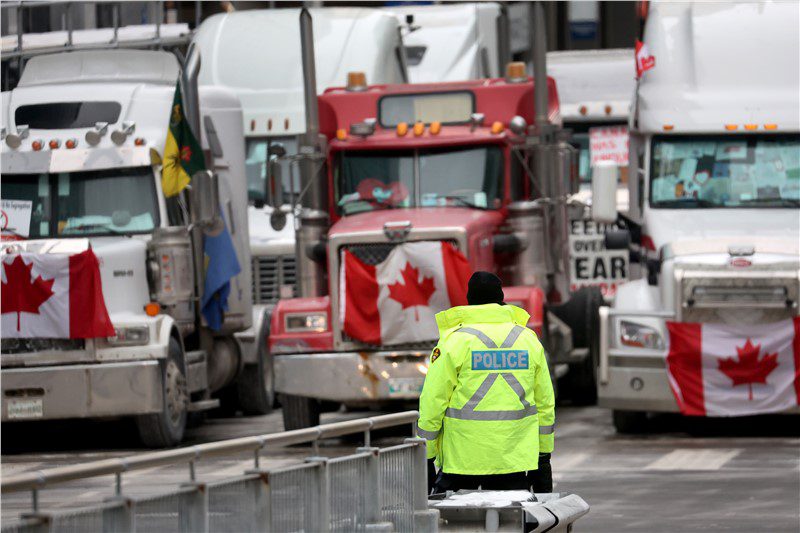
[2, 406, 799, 532]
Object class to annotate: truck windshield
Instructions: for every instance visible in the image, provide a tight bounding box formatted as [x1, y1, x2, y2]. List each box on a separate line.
[650, 134, 800, 208]
[2, 167, 159, 239]
[336, 146, 503, 215]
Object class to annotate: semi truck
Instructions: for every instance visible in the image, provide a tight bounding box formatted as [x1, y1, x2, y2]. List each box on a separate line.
[266, 7, 602, 430]
[547, 49, 636, 298]
[193, 8, 407, 309]
[595, 1, 800, 432]
[0, 41, 272, 445]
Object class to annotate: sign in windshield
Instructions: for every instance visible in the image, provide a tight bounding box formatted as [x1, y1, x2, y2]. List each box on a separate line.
[650, 134, 800, 208]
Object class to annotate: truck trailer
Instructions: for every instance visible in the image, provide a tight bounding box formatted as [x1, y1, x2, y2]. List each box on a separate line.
[595, 0, 800, 432]
[1, 44, 272, 445]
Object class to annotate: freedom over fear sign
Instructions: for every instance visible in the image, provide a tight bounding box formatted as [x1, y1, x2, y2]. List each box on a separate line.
[569, 219, 628, 297]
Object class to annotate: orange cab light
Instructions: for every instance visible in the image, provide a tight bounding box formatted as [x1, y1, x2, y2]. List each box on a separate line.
[724, 124, 738, 131]
[346, 71, 368, 91]
[31, 139, 43, 151]
[429, 121, 441, 135]
[505, 61, 526, 82]
[490, 121, 505, 134]
[134, 138, 146, 146]
[144, 302, 161, 317]
[284, 118, 290, 130]
[65, 138, 78, 149]
[604, 105, 612, 115]
[744, 124, 757, 131]
[764, 124, 778, 130]
[336, 128, 348, 141]
[413, 122, 425, 136]
[662, 124, 674, 131]
[396, 122, 409, 137]
[250, 119, 256, 132]
[268, 119, 273, 131]
[579, 105, 588, 116]
[49, 139, 60, 149]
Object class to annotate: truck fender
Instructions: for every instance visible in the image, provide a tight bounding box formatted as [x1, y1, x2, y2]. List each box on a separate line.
[155, 315, 184, 363]
[234, 304, 273, 367]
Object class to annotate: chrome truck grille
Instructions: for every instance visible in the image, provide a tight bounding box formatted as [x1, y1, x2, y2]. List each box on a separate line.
[338, 240, 458, 350]
[676, 264, 799, 324]
[251, 255, 297, 304]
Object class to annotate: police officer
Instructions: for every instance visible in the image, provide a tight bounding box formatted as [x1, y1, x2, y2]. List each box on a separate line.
[417, 271, 555, 492]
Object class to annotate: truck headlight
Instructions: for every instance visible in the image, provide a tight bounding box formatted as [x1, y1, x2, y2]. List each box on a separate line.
[619, 321, 664, 350]
[285, 313, 328, 333]
[107, 326, 150, 346]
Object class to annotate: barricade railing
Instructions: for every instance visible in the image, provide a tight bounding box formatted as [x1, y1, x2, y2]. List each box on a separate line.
[1, 410, 439, 532]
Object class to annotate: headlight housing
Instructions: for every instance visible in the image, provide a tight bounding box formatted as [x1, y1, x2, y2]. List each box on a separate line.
[284, 313, 328, 333]
[107, 326, 150, 346]
[619, 321, 664, 350]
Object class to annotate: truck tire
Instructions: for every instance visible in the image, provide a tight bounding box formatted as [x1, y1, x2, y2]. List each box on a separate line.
[236, 350, 274, 416]
[613, 410, 648, 434]
[281, 394, 320, 430]
[550, 287, 602, 405]
[136, 337, 188, 447]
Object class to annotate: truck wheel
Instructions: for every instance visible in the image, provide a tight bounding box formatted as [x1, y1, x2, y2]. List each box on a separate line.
[236, 347, 274, 415]
[136, 337, 188, 447]
[613, 410, 648, 434]
[281, 394, 320, 430]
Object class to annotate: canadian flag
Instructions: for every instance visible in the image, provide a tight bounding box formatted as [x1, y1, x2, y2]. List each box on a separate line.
[341, 241, 471, 345]
[666, 318, 800, 416]
[635, 39, 655, 78]
[1, 250, 115, 339]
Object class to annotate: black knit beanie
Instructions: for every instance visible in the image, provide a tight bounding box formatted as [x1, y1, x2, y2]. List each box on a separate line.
[466, 271, 505, 305]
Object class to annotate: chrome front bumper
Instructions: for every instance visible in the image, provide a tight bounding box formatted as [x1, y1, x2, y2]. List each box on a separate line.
[2, 361, 163, 422]
[274, 351, 430, 402]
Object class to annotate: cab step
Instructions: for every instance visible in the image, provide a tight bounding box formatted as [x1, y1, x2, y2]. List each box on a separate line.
[188, 399, 220, 412]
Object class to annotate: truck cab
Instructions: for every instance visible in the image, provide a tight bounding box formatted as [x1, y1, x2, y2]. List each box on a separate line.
[596, 1, 800, 431]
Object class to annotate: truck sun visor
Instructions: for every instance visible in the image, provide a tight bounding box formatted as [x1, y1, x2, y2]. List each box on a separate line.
[14, 102, 122, 130]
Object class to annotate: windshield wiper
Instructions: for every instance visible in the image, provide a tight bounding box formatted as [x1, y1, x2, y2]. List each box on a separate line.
[437, 195, 487, 210]
[67, 223, 125, 235]
[652, 198, 717, 208]
[737, 198, 800, 207]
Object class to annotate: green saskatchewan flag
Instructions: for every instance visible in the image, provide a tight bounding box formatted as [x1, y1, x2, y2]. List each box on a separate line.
[162, 84, 205, 197]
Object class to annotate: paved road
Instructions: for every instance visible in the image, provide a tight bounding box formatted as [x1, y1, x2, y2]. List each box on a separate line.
[3, 406, 799, 531]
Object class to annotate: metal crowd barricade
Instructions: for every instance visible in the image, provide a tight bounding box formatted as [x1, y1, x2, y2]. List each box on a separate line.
[0, 411, 439, 532]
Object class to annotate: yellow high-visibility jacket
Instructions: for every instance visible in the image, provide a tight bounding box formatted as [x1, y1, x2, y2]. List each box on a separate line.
[417, 303, 555, 475]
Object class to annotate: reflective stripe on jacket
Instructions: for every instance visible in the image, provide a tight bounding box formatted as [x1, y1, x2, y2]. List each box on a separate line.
[417, 304, 555, 475]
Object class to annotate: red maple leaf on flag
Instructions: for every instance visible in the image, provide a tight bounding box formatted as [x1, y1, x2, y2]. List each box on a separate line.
[717, 338, 779, 401]
[387, 262, 436, 321]
[1, 256, 55, 331]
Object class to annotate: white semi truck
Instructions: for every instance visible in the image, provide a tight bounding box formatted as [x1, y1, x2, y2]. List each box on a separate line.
[0, 45, 272, 446]
[595, 1, 800, 432]
[193, 8, 406, 307]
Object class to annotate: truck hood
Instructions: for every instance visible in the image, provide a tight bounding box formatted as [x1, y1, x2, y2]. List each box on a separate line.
[1, 237, 150, 316]
[645, 208, 800, 254]
[329, 207, 502, 238]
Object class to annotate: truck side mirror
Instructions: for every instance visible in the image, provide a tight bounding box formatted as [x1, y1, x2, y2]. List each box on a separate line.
[190, 170, 221, 229]
[267, 143, 287, 230]
[604, 229, 631, 250]
[591, 161, 619, 223]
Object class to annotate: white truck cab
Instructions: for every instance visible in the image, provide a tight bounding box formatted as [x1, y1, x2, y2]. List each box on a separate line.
[193, 8, 406, 306]
[595, 1, 800, 432]
[1, 47, 270, 445]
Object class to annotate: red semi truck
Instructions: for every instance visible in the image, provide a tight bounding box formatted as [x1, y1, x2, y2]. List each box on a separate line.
[267, 9, 601, 429]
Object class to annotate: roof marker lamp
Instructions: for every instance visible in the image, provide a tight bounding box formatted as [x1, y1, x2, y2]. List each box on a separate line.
[491, 121, 505, 134]
[346, 71, 368, 92]
[111, 121, 136, 145]
[134, 137, 146, 146]
[350, 117, 376, 137]
[764, 124, 778, 130]
[724, 124, 738, 131]
[65, 138, 78, 149]
[579, 105, 588, 116]
[413, 121, 425, 136]
[604, 105, 612, 116]
[49, 139, 60, 149]
[470, 113, 485, 132]
[396, 122, 409, 137]
[662, 124, 674, 131]
[429, 121, 441, 135]
[336, 128, 348, 141]
[505, 61, 527, 83]
[744, 124, 757, 131]
[5, 125, 29, 149]
[509, 115, 527, 135]
[31, 139, 44, 151]
[85, 122, 109, 146]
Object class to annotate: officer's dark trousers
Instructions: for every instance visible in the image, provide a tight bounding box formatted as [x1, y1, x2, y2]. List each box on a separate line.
[433, 471, 529, 492]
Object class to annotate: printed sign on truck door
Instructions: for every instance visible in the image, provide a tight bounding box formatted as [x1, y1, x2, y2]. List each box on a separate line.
[568, 219, 628, 297]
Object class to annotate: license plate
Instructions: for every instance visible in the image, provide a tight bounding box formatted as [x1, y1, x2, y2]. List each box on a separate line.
[7, 398, 43, 419]
[388, 377, 424, 397]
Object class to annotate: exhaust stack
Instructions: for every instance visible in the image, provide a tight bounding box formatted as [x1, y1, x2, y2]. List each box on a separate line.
[296, 8, 329, 298]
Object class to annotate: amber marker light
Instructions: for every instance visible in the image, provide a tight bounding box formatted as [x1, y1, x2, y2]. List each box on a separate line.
[605, 105, 612, 115]
[724, 124, 738, 131]
[144, 302, 161, 317]
[429, 121, 441, 135]
[579, 105, 588, 116]
[49, 139, 60, 149]
[31, 139, 43, 151]
[65, 138, 78, 149]
[491, 121, 505, 134]
[134, 138, 146, 146]
[764, 124, 778, 130]
[336, 128, 348, 141]
[413, 122, 425, 136]
[744, 124, 758, 131]
[662, 124, 674, 131]
[396, 122, 409, 136]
